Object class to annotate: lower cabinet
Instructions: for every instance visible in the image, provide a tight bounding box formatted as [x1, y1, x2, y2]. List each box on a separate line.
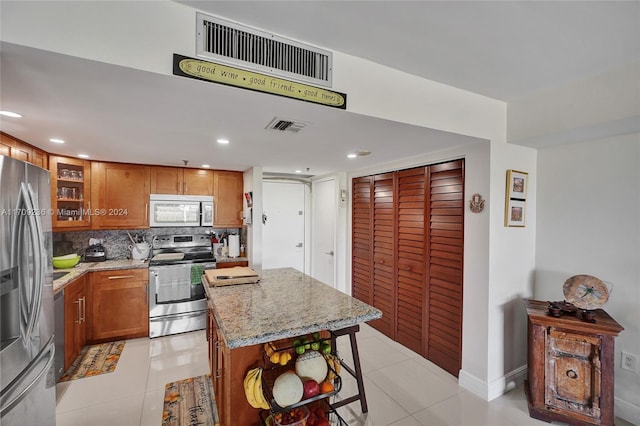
[90, 269, 149, 342]
[207, 308, 262, 426]
[64, 274, 88, 370]
[525, 299, 623, 426]
[217, 261, 249, 269]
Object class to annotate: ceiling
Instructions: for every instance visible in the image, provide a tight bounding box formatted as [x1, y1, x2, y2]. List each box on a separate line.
[1, 1, 638, 176]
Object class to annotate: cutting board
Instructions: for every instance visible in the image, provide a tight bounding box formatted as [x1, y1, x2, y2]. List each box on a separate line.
[205, 266, 260, 287]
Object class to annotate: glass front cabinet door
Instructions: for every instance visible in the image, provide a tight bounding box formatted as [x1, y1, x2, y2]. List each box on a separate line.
[49, 156, 91, 229]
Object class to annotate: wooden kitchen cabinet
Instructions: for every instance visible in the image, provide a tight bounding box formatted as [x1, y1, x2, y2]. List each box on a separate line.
[49, 155, 92, 229]
[91, 162, 150, 229]
[90, 269, 149, 342]
[150, 166, 213, 195]
[213, 170, 243, 228]
[216, 261, 248, 268]
[1, 132, 48, 168]
[207, 308, 261, 426]
[525, 299, 624, 426]
[64, 274, 88, 370]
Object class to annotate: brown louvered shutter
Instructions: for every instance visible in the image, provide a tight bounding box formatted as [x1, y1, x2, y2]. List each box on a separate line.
[370, 172, 396, 337]
[352, 176, 373, 305]
[426, 160, 464, 377]
[395, 166, 427, 354]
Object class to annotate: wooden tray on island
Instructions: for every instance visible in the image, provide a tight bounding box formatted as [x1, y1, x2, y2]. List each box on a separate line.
[204, 266, 260, 287]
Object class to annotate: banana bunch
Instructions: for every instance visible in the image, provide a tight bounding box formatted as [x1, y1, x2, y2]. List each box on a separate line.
[243, 367, 269, 410]
[324, 353, 341, 382]
[263, 343, 292, 366]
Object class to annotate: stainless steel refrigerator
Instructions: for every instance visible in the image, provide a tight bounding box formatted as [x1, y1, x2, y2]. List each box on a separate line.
[0, 155, 56, 426]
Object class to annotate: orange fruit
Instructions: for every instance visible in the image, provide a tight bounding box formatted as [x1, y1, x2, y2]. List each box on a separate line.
[320, 381, 334, 394]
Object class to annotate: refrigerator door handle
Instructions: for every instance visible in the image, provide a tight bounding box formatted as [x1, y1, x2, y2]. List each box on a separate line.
[0, 337, 55, 417]
[20, 183, 45, 345]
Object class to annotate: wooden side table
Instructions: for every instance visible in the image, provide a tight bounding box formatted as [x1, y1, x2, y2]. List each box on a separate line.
[524, 299, 623, 426]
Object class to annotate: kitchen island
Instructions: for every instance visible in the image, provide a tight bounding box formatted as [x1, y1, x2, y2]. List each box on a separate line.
[203, 267, 381, 425]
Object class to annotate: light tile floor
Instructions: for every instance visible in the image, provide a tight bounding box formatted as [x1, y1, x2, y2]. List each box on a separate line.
[55, 324, 634, 426]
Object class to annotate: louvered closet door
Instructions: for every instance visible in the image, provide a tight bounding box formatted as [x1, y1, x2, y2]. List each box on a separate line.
[371, 172, 396, 337]
[352, 176, 373, 305]
[395, 167, 427, 354]
[426, 160, 464, 377]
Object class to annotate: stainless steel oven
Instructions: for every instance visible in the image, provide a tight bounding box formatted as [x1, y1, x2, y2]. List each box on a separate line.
[148, 234, 215, 338]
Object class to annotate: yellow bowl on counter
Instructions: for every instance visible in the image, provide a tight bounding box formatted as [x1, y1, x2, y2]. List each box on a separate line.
[52, 254, 81, 269]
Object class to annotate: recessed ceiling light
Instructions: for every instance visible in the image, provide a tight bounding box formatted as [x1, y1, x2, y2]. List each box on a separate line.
[295, 170, 302, 173]
[347, 150, 372, 159]
[50, 138, 65, 144]
[202, 164, 210, 168]
[77, 154, 89, 159]
[0, 111, 22, 118]
[217, 139, 230, 144]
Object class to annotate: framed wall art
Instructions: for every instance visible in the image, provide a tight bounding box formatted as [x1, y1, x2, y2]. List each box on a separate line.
[505, 198, 526, 227]
[506, 169, 528, 200]
[505, 169, 528, 227]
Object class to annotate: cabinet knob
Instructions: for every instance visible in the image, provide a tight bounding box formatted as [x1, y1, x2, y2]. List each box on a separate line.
[566, 369, 578, 379]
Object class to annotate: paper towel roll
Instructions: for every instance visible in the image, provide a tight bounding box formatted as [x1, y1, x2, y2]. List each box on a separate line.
[228, 235, 240, 258]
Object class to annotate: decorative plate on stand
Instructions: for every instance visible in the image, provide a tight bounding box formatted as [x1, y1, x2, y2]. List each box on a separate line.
[563, 274, 609, 311]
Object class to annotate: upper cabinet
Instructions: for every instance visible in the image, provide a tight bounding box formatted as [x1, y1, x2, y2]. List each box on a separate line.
[91, 162, 150, 229]
[1, 132, 48, 169]
[49, 155, 92, 229]
[213, 171, 243, 228]
[150, 166, 213, 196]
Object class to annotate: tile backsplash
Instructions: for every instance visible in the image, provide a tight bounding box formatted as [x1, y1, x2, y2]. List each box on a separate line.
[53, 227, 246, 260]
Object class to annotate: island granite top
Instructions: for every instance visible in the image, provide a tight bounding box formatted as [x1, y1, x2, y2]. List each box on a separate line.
[204, 267, 382, 349]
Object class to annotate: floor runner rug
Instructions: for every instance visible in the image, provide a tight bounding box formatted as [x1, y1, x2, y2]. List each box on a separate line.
[162, 374, 220, 426]
[58, 341, 126, 382]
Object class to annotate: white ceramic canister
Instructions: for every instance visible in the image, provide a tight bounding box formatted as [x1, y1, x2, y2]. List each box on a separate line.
[130, 242, 150, 260]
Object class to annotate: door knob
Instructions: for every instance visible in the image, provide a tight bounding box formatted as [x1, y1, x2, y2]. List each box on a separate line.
[296, 243, 303, 248]
[325, 251, 334, 256]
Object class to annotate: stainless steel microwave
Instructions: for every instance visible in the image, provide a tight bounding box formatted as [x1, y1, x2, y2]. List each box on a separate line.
[149, 194, 213, 227]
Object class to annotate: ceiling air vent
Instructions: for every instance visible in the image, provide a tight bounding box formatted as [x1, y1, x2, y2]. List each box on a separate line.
[196, 13, 332, 88]
[266, 117, 308, 133]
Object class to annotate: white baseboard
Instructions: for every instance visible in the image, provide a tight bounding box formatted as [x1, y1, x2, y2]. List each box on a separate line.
[459, 365, 528, 401]
[615, 396, 640, 425]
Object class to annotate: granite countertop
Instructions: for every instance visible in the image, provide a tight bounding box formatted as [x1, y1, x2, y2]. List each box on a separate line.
[53, 259, 148, 294]
[203, 267, 382, 349]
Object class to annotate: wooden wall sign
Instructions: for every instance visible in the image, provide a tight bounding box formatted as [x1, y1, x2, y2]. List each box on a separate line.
[173, 54, 347, 109]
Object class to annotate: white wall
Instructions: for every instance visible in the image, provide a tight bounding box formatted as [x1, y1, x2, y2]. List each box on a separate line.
[2, 1, 539, 400]
[243, 167, 263, 270]
[534, 134, 640, 424]
[508, 62, 640, 148]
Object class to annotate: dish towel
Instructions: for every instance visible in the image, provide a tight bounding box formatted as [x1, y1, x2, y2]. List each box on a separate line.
[191, 264, 204, 285]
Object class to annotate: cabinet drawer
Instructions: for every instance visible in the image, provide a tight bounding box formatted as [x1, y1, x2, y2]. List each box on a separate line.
[92, 268, 148, 284]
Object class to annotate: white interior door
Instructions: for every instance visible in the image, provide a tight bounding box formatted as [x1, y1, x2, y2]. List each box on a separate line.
[312, 178, 336, 286]
[262, 181, 306, 271]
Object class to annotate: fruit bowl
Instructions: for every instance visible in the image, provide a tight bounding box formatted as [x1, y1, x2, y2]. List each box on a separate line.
[52, 254, 81, 269]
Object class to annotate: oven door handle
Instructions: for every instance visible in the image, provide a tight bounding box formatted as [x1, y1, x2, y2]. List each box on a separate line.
[150, 270, 159, 295]
[149, 310, 206, 322]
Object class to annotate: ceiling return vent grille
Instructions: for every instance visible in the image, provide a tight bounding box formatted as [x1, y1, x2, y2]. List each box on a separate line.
[196, 13, 333, 88]
[266, 117, 308, 133]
